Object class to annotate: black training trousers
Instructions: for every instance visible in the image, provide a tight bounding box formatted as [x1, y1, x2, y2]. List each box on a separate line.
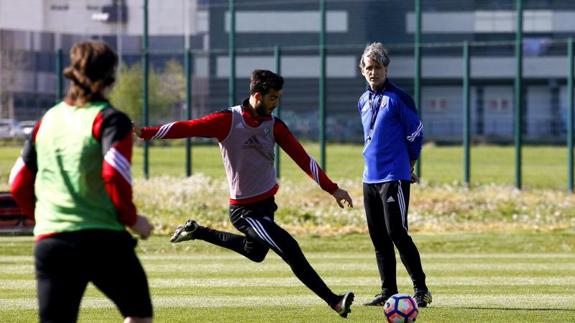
[194, 197, 339, 306]
[35, 230, 153, 323]
[363, 181, 427, 293]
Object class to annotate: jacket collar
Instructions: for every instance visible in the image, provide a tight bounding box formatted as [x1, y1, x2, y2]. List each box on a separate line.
[366, 79, 389, 95]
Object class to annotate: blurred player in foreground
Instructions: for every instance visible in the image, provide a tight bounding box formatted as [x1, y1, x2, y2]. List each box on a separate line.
[357, 42, 432, 308]
[10, 41, 153, 323]
[136, 69, 355, 318]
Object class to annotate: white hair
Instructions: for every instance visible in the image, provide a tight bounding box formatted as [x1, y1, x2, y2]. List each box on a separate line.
[359, 42, 390, 69]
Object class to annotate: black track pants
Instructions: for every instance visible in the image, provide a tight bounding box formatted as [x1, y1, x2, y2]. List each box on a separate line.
[363, 181, 427, 293]
[35, 230, 153, 323]
[194, 197, 340, 306]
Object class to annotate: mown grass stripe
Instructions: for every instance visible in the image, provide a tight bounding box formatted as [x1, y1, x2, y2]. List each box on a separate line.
[1, 294, 574, 310]
[0, 265, 34, 274]
[138, 253, 575, 261]
[122, 262, 575, 272]
[3, 276, 575, 290]
[3, 253, 574, 263]
[1, 262, 574, 276]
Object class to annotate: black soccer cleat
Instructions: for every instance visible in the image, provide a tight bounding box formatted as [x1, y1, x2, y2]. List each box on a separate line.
[170, 219, 199, 243]
[414, 289, 432, 307]
[363, 291, 395, 306]
[332, 291, 354, 318]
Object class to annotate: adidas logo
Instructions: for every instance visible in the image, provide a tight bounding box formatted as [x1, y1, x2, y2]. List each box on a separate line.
[244, 136, 261, 145]
[386, 196, 395, 203]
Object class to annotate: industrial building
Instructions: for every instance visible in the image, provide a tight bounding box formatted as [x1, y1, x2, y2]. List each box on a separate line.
[1, 0, 574, 142]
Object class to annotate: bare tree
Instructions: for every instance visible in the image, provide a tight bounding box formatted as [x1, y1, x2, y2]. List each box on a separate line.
[0, 30, 8, 119]
[0, 31, 26, 120]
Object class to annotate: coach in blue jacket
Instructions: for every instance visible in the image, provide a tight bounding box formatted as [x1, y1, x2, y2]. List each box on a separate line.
[358, 42, 432, 308]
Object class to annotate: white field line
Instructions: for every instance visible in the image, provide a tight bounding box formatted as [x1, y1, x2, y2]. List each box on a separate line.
[138, 253, 575, 261]
[2, 253, 574, 263]
[1, 294, 574, 310]
[0, 265, 34, 274]
[2, 276, 575, 290]
[99, 262, 575, 273]
[1, 261, 575, 275]
[0, 256, 33, 262]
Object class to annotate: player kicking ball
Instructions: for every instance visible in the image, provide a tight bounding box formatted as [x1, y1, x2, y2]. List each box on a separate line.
[137, 69, 354, 318]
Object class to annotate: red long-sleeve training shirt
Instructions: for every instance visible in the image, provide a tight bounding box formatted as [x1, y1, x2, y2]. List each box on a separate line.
[139, 103, 338, 205]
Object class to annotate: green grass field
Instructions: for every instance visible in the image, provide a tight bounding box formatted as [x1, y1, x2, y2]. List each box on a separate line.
[1, 143, 574, 190]
[0, 232, 574, 322]
[1, 143, 575, 322]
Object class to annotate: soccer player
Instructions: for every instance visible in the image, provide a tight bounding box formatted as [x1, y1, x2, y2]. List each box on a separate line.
[357, 42, 432, 307]
[9, 41, 154, 323]
[136, 69, 355, 318]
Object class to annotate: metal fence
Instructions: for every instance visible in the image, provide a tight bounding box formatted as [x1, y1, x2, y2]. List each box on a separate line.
[1, 0, 575, 189]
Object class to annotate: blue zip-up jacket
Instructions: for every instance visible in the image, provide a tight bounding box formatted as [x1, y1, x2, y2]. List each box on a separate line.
[358, 80, 423, 183]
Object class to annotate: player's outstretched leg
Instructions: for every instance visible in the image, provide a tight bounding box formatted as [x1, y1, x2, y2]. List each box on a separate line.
[170, 219, 199, 243]
[331, 291, 354, 318]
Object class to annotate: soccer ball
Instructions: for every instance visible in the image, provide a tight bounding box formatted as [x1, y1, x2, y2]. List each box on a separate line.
[384, 293, 418, 323]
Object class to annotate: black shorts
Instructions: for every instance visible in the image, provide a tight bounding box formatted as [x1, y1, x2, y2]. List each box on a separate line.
[34, 229, 153, 322]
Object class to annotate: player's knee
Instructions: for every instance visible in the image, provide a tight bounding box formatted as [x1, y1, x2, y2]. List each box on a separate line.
[246, 247, 268, 262]
[388, 230, 409, 244]
[249, 252, 267, 263]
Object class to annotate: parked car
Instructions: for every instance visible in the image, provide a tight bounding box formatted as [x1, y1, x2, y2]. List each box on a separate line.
[0, 119, 24, 139]
[18, 120, 37, 137]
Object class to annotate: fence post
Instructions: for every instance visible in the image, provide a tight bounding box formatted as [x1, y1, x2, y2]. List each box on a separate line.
[319, 0, 327, 171]
[414, 0, 422, 177]
[185, 49, 193, 177]
[143, 0, 150, 179]
[514, 0, 523, 189]
[568, 37, 574, 192]
[56, 48, 63, 101]
[463, 41, 471, 185]
[274, 46, 282, 178]
[228, 0, 236, 108]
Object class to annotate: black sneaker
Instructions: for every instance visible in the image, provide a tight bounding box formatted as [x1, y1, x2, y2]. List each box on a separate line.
[332, 291, 354, 318]
[170, 219, 199, 243]
[363, 291, 395, 306]
[414, 290, 432, 307]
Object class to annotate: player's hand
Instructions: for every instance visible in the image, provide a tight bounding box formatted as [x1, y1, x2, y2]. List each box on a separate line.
[409, 161, 419, 184]
[130, 215, 153, 240]
[410, 172, 419, 184]
[332, 188, 353, 208]
[132, 122, 141, 137]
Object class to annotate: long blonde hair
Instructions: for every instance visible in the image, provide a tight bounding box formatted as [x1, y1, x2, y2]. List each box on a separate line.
[63, 41, 118, 106]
